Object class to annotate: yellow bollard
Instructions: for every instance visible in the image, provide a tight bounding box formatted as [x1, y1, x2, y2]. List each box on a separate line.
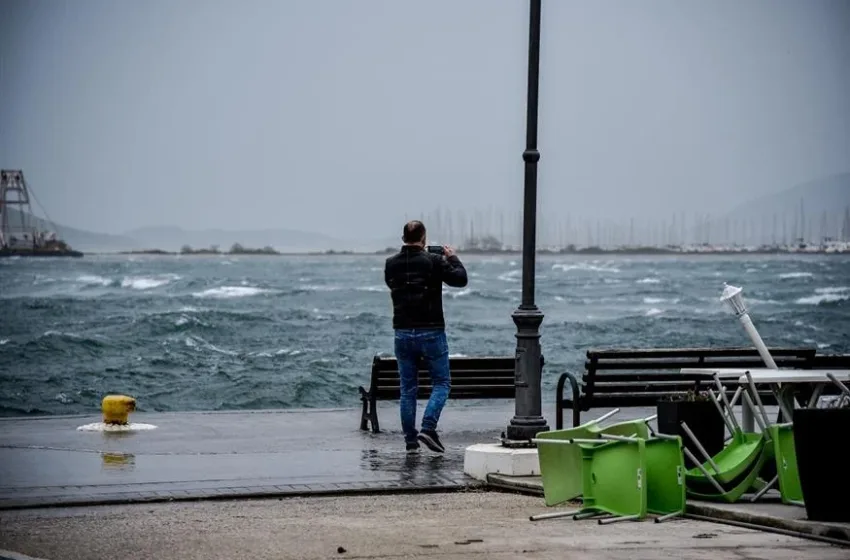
[101, 395, 136, 425]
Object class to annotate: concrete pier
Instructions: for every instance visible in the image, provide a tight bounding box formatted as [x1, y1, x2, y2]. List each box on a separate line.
[2, 401, 847, 557]
[1, 401, 547, 509]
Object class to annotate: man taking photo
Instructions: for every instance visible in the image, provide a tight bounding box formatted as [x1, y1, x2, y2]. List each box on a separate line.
[384, 220, 468, 453]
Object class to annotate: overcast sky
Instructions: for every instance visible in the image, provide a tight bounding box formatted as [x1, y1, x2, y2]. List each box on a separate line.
[1, 0, 848, 239]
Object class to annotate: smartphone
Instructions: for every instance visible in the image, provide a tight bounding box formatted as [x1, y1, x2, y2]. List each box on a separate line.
[426, 245, 445, 256]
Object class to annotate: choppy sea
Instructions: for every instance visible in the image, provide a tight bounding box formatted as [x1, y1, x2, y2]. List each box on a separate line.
[1, 253, 848, 417]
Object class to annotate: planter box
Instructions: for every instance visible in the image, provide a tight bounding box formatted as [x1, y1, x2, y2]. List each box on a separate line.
[657, 400, 725, 469]
[793, 407, 850, 522]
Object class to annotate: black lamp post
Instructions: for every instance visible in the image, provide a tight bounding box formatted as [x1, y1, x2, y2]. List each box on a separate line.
[506, 0, 549, 442]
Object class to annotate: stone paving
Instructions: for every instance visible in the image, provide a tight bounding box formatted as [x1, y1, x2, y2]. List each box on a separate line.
[487, 473, 850, 545]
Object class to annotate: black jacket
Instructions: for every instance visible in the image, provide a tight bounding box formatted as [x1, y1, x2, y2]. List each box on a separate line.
[384, 245, 468, 330]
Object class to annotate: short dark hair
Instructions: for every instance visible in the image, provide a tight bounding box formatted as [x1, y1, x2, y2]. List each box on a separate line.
[402, 220, 426, 243]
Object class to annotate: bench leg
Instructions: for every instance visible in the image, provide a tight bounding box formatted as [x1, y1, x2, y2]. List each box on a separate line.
[573, 407, 581, 428]
[359, 390, 369, 431]
[370, 395, 380, 433]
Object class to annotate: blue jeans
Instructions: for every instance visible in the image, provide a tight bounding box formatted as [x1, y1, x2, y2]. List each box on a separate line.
[394, 328, 451, 444]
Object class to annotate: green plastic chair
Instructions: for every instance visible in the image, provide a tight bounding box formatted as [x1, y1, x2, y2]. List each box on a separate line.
[683, 378, 767, 490]
[734, 370, 805, 505]
[751, 372, 850, 505]
[686, 444, 772, 503]
[536, 410, 651, 506]
[685, 430, 765, 485]
[593, 418, 652, 439]
[644, 435, 686, 522]
[766, 423, 803, 505]
[685, 373, 783, 504]
[533, 428, 686, 524]
[536, 424, 599, 506]
[575, 436, 648, 524]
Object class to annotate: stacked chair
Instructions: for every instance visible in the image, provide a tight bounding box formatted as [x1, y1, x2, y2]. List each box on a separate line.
[531, 409, 686, 524]
[531, 370, 850, 523]
[680, 374, 775, 503]
[661, 370, 847, 506]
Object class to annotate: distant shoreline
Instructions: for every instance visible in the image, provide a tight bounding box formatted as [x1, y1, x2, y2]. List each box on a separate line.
[102, 247, 850, 257]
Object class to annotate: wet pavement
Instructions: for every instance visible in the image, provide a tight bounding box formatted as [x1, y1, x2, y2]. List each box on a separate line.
[1, 401, 647, 509]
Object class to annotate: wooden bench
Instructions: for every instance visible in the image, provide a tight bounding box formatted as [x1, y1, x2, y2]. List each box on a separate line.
[555, 347, 818, 429]
[358, 355, 542, 433]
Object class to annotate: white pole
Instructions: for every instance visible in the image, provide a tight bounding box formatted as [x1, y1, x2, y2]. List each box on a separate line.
[738, 313, 778, 369]
[720, 284, 778, 430]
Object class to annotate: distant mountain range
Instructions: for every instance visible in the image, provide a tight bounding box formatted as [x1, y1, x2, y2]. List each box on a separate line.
[719, 172, 849, 242]
[2, 208, 391, 253]
[4, 172, 848, 252]
[725, 172, 849, 223]
[3, 208, 139, 252]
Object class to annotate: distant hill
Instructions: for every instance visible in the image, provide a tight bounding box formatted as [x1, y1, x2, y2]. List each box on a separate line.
[3, 208, 139, 252]
[1, 208, 399, 253]
[726, 172, 849, 220]
[718, 172, 850, 243]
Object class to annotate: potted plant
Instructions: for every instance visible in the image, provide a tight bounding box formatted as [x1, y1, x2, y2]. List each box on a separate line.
[657, 389, 726, 468]
[793, 395, 850, 522]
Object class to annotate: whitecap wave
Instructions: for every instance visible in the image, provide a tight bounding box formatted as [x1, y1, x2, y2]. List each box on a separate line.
[498, 269, 522, 282]
[645, 308, 664, 317]
[76, 274, 112, 286]
[815, 286, 849, 294]
[446, 288, 473, 298]
[184, 335, 237, 355]
[0, 338, 9, 345]
[192, 286, 273, 298]
[121, 275, 176, 290]
[779, 272, 813, 279]
[355, 285, 385, 292]
[43, 330, 84, 339]
[299, 284, 341, 292]
[636, 277, 661, 284]
[552, 263, 621, 274]
[795, 293, 849, 305]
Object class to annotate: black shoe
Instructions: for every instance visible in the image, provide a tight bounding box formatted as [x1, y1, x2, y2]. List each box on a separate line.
[406, 442, 420, 453]
[418, 430, 445, 453]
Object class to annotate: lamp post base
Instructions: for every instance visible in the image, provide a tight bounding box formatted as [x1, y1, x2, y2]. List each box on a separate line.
[506, 306, 550, 442]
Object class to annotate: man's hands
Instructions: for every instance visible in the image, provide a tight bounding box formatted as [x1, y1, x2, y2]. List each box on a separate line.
[442, 245, 456, 258]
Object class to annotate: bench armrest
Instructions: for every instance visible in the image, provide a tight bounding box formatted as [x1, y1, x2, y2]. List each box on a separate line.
[556, 371, 582, 429]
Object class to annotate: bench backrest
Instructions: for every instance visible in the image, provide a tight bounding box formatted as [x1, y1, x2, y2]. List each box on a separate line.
[808, 354, 850, 369]
[581, 347, 817, 402]
[370, 355, 542, 400]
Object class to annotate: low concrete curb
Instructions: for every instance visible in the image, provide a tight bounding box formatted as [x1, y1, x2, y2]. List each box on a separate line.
[685, 502, 850, 545]
[486, 473, 850, 547]
[486, 473, 543, 496]
[0, 479, 486, 511]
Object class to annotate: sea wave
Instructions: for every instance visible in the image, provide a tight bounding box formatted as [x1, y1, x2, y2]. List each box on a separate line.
[795, 293, 849, 305]
[191, 286, 275, 298]
[552, 263, 621, 274]
[2, 253, 849, 417]
[120, 275, 179, 290]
